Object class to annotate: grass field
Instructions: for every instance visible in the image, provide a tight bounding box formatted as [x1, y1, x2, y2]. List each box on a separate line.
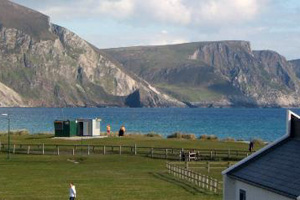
[0, 154, 222, 200]
[0, 134, 264, 199]
[0, 134, 263, 151]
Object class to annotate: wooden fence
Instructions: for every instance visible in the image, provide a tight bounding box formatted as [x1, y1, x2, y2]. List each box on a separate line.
[0, 141, 252, 161]
[169, 161, 236, 172]
[166, 162, 222, 193]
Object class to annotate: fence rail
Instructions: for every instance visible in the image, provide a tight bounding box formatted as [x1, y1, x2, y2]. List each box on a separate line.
[166, 162, 222, 193]
[0, 142, 252, 161]
[169, 161, 236, 172]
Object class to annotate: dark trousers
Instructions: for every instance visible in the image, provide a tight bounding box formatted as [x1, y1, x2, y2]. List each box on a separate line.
[70, 197, 75, 200]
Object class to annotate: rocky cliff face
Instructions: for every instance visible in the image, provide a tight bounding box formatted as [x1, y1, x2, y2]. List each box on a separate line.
[290, 59, 300, 79]
[105, 41, 300, 107]
[0, 0, 184, 107]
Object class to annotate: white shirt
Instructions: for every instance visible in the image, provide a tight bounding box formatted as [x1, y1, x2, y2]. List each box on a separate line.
[70, 185, 76, 197]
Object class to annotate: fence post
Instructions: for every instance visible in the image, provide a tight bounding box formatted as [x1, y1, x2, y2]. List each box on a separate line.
[119, 145, 122, 155]
[13, 144, 15, 154]
[207, 162, 210, 173]
[72, 148, 75, 156]
[214, 179, 218, 193]
[181, 148, 184, 161]
[42, 144, 45, 155]
[27, 146, 30, 154]
[134, 144, 137, 155]
[103, 146, 106, 155]
[185, 161, 188, 169]
[151, 148, 154, 158]
[57, 146, 60, 155]
[165, 149, 168, 159]
[87, 145, 90, 155]
[228, 149, 231, 159]
[206, 176, 209, 190]
[210, 150, 213, 160]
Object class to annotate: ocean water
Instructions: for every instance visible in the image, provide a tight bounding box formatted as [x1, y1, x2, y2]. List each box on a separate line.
[0, 107, 297, 141]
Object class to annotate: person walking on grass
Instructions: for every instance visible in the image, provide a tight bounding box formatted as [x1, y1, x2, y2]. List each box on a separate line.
[249, 141, 254, 152]
[69, 182, 76, 200]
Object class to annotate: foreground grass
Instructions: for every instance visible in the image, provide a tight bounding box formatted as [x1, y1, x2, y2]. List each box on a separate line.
[0, 154, 221, 200]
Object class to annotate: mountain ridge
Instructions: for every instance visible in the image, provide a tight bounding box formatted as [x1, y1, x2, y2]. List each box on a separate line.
[0, 0, 299, 108]
[104, 40, 300, 107]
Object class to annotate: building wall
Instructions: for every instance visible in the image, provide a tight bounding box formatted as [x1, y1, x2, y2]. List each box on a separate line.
[92, 119, 100, 136]
[224, 175, 293, 200]
[224, 175, 237, 200]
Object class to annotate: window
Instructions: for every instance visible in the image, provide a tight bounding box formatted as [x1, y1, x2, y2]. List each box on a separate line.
[239, 189, 246, 200]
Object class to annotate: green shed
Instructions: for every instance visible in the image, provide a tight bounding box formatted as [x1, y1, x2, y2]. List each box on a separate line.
[54, 120, 77, 137]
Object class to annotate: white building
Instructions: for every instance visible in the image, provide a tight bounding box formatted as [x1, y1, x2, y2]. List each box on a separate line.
[223, 110, 300, 200]
[76, 118, 101, 136]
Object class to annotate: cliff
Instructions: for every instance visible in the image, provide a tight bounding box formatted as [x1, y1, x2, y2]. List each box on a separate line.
[105, 41, 300, 107]
[0, 0, 184, 107]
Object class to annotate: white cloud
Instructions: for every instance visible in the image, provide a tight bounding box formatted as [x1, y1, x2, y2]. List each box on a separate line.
[135, 0, 191, 25]
[36, 0, 266, 26]
[98, 0, 135, 19]
[12, 0, 300, 59]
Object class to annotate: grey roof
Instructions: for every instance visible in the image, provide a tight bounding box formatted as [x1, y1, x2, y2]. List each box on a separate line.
[228, 138, 300, 199]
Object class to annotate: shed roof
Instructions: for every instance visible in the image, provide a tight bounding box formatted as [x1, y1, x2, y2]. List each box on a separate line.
[224, 110, 300, 199]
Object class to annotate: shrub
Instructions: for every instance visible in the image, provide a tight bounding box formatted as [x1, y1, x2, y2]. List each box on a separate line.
[182, 134, 196, 140]
[199, 134, 218, 141]
[8, 129, 30, 136]
[252, 138, 265, 145]
[167, 132, 182, 139]
[222, 137, 235, 142]
[199, 134, 208, 140]
[146, 132, 162, 138]
[167, 132, 196, 140]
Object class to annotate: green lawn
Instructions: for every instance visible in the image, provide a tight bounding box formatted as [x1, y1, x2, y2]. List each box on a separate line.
[0, 154, 221, 200]
[0, 135, 264, 199]
[0, 134, 263, 152]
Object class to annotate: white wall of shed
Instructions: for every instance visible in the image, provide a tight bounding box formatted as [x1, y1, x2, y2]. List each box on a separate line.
[92, 119, 100, 136]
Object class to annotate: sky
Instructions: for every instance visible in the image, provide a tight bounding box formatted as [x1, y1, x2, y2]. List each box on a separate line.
[12, 0, 300, 60]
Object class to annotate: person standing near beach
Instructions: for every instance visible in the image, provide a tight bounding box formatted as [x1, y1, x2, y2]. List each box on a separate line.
[69, 182, 76, 200]
[119, 125, 126, 136]
[106, 124, 111, 136]
[121, 125, 126, 134]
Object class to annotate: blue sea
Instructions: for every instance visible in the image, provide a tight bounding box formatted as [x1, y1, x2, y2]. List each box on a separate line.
[0, 107, 298, 141]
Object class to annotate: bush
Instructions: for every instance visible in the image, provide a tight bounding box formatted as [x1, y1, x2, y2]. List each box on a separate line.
[222, 137, 235, 142]
[167, 132, 182, 139]
[252, 138, 265, 145]
[182, 134, 196, 140]
[167, 132, 196, 140]
[125, 133, 143, 137]
[199, 134, 218, 141]
[5, 129, 30, 136]
[145, 132, 162, 138]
